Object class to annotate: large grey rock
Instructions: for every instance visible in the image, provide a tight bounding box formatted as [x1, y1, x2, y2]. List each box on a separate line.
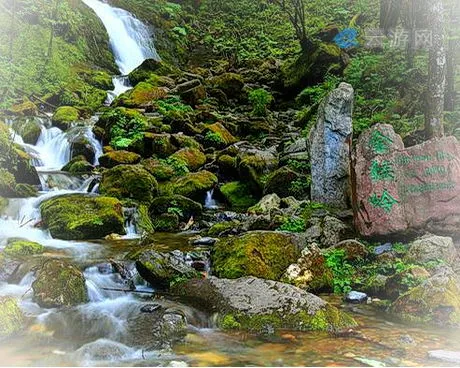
[172, 276, 356, 333]
[309, 82, 353, 208]
[405, 234, 457, 265]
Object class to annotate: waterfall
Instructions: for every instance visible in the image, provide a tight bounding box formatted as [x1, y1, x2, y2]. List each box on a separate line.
[81, 0, 160, 101]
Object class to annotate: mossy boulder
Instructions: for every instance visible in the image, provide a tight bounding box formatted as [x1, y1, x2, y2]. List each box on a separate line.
[114, 82, 168, 108]
[61, 155, 93, 174]
[203, 123, 237, 148]
[52, 106, 80, 131]
[40, 194, 125, 240]
[153, 213, 180, 232]
[32, 259, 88, 308]
[150, 195, 202, 221]
[99, 150, 141, 168]
[4, 240, 44, 259]
[12, 118, 42, 145]
[212, 231, 301, 280]
[390, 267, 460, 327]
[7, 99, 38, 116]
[128, 248, 199, 290]
[263, 166, 302, 198]
[171, 170, 218, 201]
[99, 164, 158, 203]
[219, 181, 258, 211]
[141, 158, 175, 181]
[209, 73, 245, 99]
[172, 276, 357, 333]
[0, 297, 24, 339]
[170, 148, 206, 171]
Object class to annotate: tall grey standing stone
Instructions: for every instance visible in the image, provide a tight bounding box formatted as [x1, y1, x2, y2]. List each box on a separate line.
[309, 82, 354, 208]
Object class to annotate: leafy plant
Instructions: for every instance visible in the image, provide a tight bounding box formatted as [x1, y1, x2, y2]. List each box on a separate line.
[278, 217, 306, 232]
[248, 88, 273, 116]
[324, 249, 354, 294]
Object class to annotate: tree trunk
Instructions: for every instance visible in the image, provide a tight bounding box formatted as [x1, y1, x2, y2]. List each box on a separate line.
[425, 0, 446, 138]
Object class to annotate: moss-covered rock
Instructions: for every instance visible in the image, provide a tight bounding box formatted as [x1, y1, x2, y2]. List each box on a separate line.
[4, 240, 44, 259]
[40, 194, 125, 240]
[12, 118, 42, 145]
[171, 170, 218, 200]
[207, 220, 241, 237]
[98, 150, 141, 168]
[150, 195, 202, 221]
[0, 297, 24, 339]
[114, 82, 168, 108]
[99, 164, 158, 203]
[52, 106, 80, 131]
[61, 155, 93, 174]
[219, 181, 258, 211]
[390, 268, 460, 327]
[212, 231, 301, 280]
[172, 276, 356, 333]
[141, 158, 175, 181]
[170, 148, 206, 171]
[153, 213, 180, 232]
[209, 73, 245, 99]
[263, 166, 302, 198]
[32, 259, 88, 308]
[203, 123, 237, 148]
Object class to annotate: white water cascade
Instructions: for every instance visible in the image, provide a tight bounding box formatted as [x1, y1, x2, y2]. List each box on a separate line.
[81, 0, 160, 103]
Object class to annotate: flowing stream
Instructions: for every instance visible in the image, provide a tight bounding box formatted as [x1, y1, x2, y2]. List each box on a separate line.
[2, 0, 460, 366]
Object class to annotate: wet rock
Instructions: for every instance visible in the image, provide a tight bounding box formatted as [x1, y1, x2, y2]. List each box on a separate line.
[0, 297, 24, 339]
[281, 242, 332, 292]
[309, 83, 353, 208]
[32, 259, 88, 308]
[99, 164, 158, 204]
[128, 249, 199, 290]
[428, 350, 460, 364]
[192, 237, 217, 246]
[353, 124, 460, 237]
[390, 266, 460, 327]
[212, 231, 301, 280]
[405, 234, 457, 266]
[172, 276, 357, 333]
[344, 291, 368, 304]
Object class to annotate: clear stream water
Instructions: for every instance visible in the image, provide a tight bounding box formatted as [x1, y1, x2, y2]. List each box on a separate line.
[2, 0, 460, 366]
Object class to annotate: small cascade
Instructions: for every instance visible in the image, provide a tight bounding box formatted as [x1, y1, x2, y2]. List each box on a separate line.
[204, 189, 219, 209]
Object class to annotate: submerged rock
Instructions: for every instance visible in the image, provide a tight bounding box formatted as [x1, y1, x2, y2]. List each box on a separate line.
[212, 231, 301, 280]
[32, 259, 88, 308]
[172, 276, 357, 333]
[40, 194, 125, 240]
[0, 297, 24, 339]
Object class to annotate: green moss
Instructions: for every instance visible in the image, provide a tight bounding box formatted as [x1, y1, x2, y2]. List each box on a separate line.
[114, 82, 168, 107]
[170, 148, 206, 171]
[219, 181, 258, 211]
[212, 231, 300, 280]
[40, 194, 125, 240]
[218, 304, 356, 333]
[207, 220, 240, 237]
[99, 164, 158, 203]
[99, 150, 141, 168]
[51, 106, 80, 130]
[171, 170, 218, 200]
[0, 297, 24, 338]
[4, 240, 44, 259]
[32, 259, 88, 308]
